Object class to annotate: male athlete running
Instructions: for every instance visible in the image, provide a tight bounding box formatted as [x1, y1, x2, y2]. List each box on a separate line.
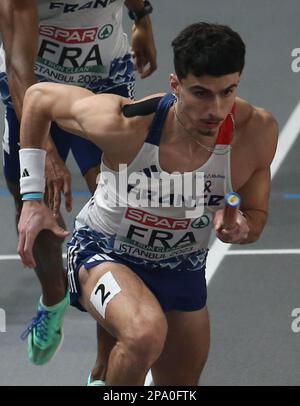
[17, 23, 278, 385]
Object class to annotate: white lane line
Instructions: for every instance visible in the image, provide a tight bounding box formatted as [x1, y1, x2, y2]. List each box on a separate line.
[0, 255, 20, 260]
[206, 101, 300, 285]
[226, 249, 300, 255]
[2, 249, 299, 262]
[270, 103, 300, 177]
[0, 253, 68, 261]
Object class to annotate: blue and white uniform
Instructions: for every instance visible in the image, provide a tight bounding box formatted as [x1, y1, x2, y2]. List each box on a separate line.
[0, 0, 134, 181]
[67, 93, 235, 312]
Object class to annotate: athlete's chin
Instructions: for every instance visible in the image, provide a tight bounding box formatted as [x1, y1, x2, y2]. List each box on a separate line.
[198, 128, 218, 137]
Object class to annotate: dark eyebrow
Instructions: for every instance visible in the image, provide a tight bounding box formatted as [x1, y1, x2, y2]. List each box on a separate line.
[189, 86, 212, 92]
[189, 84, 238, 93]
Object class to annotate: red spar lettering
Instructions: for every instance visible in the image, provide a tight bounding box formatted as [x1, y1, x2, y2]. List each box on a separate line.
[39, 25, 97, 44]
[125, 208, 143, 222]
[125, 208, 190, 230]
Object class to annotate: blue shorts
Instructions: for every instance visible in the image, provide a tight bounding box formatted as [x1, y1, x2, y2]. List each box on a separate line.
[67, 226, 208, 313]
[2, 83, 134, 183]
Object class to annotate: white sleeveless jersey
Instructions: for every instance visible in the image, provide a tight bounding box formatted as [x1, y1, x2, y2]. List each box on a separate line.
[75, 94, 235, 270]
[0, 0, 132, 106]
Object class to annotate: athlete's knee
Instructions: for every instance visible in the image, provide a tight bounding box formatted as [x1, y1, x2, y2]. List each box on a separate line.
[120, 311, 168, 365]
[83, 266, 167, 364]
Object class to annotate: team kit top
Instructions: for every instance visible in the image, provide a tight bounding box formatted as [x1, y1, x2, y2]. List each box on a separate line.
[74, 93, 235, 272]
[0, 0, 133, 107]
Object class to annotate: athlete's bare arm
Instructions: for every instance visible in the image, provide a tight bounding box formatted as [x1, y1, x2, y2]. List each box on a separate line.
[0, 0, 38, 118]
[124, 0, 157, 78]
[19, 82, 126, 268]
[238, 107, 278, 241]
[20, 82, 147, 160]
[0, 0, 72, 211]
[215, 102, 278, 244]
[18, 82, 157, 268]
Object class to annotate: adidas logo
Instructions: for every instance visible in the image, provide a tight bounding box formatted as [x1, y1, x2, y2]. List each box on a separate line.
[22, 169, 29, 177]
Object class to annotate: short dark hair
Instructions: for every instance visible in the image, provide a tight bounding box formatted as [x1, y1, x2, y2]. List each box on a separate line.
[171, 22, 246, 79]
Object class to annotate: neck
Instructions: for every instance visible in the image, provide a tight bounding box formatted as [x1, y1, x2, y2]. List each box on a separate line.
[173, 102, 218, 152]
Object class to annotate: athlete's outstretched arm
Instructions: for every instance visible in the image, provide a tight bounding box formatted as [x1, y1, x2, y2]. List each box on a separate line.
[18, 82, 129, 268]
[20, 82, 128, 151]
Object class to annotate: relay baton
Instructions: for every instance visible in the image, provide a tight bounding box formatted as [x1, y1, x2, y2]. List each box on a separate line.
[222, 192, 241, 229]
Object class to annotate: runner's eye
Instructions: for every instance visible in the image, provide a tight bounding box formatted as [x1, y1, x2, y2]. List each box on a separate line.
[193, 91, 212, 99]
[222, 88, 234, 97]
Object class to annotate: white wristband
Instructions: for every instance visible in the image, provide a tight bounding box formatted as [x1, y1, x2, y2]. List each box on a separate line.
[19, 148, 46, 195]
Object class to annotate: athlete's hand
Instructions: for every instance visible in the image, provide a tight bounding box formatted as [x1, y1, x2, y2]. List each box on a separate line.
[45, 138, 72, 215]
[18, 201, 70, 268]
[131, 17, 157, 78]
[214, 209, 249, 243]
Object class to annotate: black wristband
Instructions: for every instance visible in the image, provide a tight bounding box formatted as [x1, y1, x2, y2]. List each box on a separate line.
[128, 0, 153, 23]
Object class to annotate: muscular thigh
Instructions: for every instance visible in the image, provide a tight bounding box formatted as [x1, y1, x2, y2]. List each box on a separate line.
[151, 307, 210, 386]
[78, 262, 166, 340]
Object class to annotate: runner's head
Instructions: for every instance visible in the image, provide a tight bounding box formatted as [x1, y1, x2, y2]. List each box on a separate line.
[170, 23, 245, 136]
[171, 22, 245, 80]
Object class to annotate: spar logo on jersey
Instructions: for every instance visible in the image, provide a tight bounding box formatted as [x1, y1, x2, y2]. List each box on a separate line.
[40, 26, 98, 44]
[125, 208, 211, 231]
[49, 0, 119, 13]
[39, 25, 114, 43]
[191, 215, 210, 229]
[98, 24, 113, 40]
[125, 208, 191, 230]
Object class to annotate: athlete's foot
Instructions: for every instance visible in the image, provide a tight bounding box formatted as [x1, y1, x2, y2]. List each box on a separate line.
[21, 291, 70, 365]
[86, 371, 106, 386]
[86, 363, 107, 386]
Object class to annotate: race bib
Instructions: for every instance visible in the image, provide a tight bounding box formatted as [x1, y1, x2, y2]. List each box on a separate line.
[35, 24, 111, 86]
[114, 207, 212, 261]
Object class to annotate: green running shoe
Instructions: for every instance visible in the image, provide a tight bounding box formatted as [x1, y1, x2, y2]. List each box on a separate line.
[86, 372, 106, 386]
[21, 292, 70, 365]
